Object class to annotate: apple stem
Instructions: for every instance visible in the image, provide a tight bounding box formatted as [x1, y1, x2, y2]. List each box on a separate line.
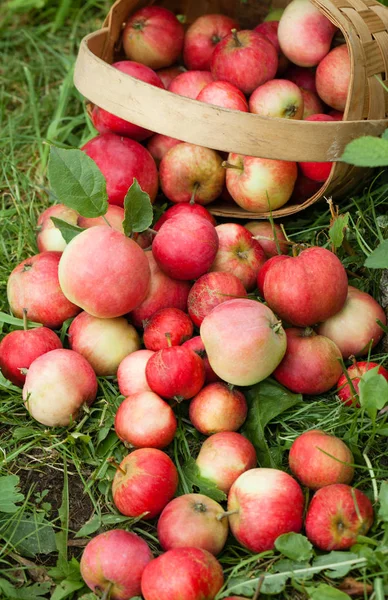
[101, 582, 114, 600]
[22, 308, 28, 331]
[271, 320, 283, 334]
[190, 182, 200, 204]
[221, 161, 241, 170]
[231, 28, 242, 47]
[107, 457, 126, 475]
[291, 244, 299, 257]
[302, 327, 314, 338]
[165, 332, 173, 347]
[216, 509, 239, 521]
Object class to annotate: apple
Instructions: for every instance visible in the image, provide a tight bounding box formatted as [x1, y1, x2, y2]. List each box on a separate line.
[273, 327, 343, 395]
[130, 251, 190, 328]
[114, 391, 177, 448]
[316, 44, 350, 111]
[82, 133, 158, 207]
[68, 312, 140, 376]
[146, 345, 205, 400]
[210, 223, 266, 291]
[254, 21, 288, 74]
[317, 286, 386, 357]
[168, 70, 214, 99]
[117, 349, 154, 397]
[305, 484, 374, 550]
[141, 547, 224, 600]
[7, 251, 80, 329]
[159, 143, 225, 205]
[157, 493, 228, 555]
[227, 468, 304, 552]
[78, 205, 124, 233]
[290, 169, 321, 202]
[58, 226, 150, 318]
[285, 64, 317, 93]
[189, 382, 247, 435]
[152, 214, 219, 280]
[250, 79, 304, 119]
[154, 203, 216, 231]
[22, 348, 97, 426]
[197, 81, 248, 111]
[122, 6, 184, 69]
[156, 65, 186, 88]
[257, 255, 289, 297]
[196, 432, 257, 493]
[183, 14, 240, 71]
[91, 61, 164, 140]
[328, 109, 343, 120]
[211, 29, 278, 95]
[112, 448, 178, 518]
[146, 134, 181, 166]
[278, 0, 337, 67]
[244, 221, 288, 257]
[289, 430, 354, 489]
[337, 361, 388, 407]
[182, 336, 220, 384]
[80, 529, 153, 600]
[298, 114, 336, 181]
[143, 307, 193, 351]
[224, 153, 297, 212]
[36, 204, 79, 253]
[187, 271, 247, 327]
[201, 299, 287, 386]
[263, 246, 348, 326]
[301, 88, 325, 119]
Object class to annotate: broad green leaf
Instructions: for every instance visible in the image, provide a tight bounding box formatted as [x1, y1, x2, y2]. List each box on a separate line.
[48, 146, 108, 217]
[378, 481, 388, 521]
[340, 136, 388, 167]
[364, 239, 388, 269]
[122, 178, 153, 236]
[260, 573, 288, 595]
[329, 213, 349, 249]
[2, 511, 57, 557]
[51, 217, 85, 244]
[274, 559, 313, 581]
[75, 512, 101, 538]
[313, 552, 358, 578]
[51, 579, 84, 600]
[0, 578, 51, 599]
[275, 533, 313, 562]
[307, 583, 351, 599]
[179, 457, 226, 502]
[0, 475, 24, 513]
[359, 367, 388, 422]
[241, 379, 302, 467]
[218, 577, 257, 598]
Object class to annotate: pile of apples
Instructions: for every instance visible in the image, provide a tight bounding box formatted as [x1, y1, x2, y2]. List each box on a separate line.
[84, 0, 351, 215]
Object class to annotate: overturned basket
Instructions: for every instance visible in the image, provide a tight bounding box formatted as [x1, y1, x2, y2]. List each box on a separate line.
[74, 0, 388, 219]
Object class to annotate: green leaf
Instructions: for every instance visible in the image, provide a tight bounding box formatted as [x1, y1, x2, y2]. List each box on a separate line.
[75, 512, 101, 538]
[0, 475, 24, 513]
[313, 552, 358, 578]
[329, 213, 349, 249]
[340, 136, 388, 167]
[275, 533, 313, 562]
[0, 578, 51, 599]
[48, 146, 108, 217]
[274, 559, 313, 581]
[364, 239, 388, 269]
[260, 573, 288, 595]
[50, 217, 85, 244]
[0, 312, 42, 329]
[122, 178, 153, 236]
[179, 457, 226, 502]
[241, 379, 302, 467]
[307, 583, 351, 599]
[1, 511, 57, 557]
[378, 481, 388, 521]
[51, 579, 84, 600]
[358, 367, 388, 422]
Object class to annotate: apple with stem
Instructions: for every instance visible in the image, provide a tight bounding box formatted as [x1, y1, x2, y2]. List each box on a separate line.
[249, 79, 304, 119]
[143, 307, 193, 351]
[183, 14, 240, 70]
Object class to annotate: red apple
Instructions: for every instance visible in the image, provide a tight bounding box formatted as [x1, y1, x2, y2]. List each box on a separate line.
[211, 29, 278, 95]
[22, 348, 97, 426]
[189, 382, 247, 435]
[58, 226, 150, 318]
[78, 205, 124, 233]
[316, 44, 350, 111]
[156, 65, 186, 88]
[187, 271, 247, 327]
[305, 484, 374, 550]
[183, 14, 240, 71]
[143, 308, 193, 351]
[68, 312, 140, 376]
[227, 468, 304, 552]
[299, 115, 335, 181]
[273, 327, 343, 394]
[146, 345, 205, 400]
[82, 133, 158, 207]
[197, 81, 248, 112]
[114, 391, 177, 448]
[122, 6, 184, 69]
[146, 133, 181, 166]
[285, 64, 317, 93]
[290, 169, 321, 202]
[328, 109, 343, 120]
[80, 530, 153, 600]
[254, 21, 288, 74]
[337, 361, 388, 407]
[196, 432, 257, 493]
[182, 336, 220, 384]
[301, 88, 325, 119]
[37, 204, 79, 253]
[157, 493, 228, 555]
[154, 203, 216, 231]
[91, 61, 164, 140]
[117, 349, 154, 397]
[159, 143, 225, 205]
[210, 223, 266, 291]
[250, 79, 304, 119]
[152, 214, 219, 281]
[263, 246, 348, 326]
[141, 547, 224, 600]
[317, 286, 386, 357]
[168, 70, 214, 99]
[112, 448, 178, 519]
[7, 252, 80, 329]
[257, 254, 289, 296]
[289, 430, 354, 490]
[244, 221, 288, 258]
[224, 153, 297, 212]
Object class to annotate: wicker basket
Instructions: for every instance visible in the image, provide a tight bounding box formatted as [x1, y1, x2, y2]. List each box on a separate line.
[74, 0, 388, 219]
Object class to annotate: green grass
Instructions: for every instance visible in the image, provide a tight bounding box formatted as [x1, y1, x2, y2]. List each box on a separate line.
[0, 2, 388, 599]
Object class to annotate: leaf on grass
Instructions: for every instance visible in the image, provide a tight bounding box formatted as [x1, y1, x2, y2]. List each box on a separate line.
[275, 533, 313, 562]
[48, 146, 108, 217]
[179, 457, 226, 502]
[260, 573, 288, 595]
[50, 217, 85, 244]
[307, 583, 352, 599]
[0, 475, 24, 513]
[2, 512, 57, 557]
[378, 481, 388, 522]
[274, 559, 313, 581]
[358, 367, 388, 422]
[241, 379, 302, 467]
[218, 577, 258, 598]
[364, 239, 388, 269]
[340, 136, 388, 167]
[75, 513, 101, 538]
[0, 578, 51, 599]
[329, 213, 349, 249]
[50, 579, 84, 600]
[220, 573, 288, 598]
[313, 552, 358, 578]
[123, 178, 153, 236]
